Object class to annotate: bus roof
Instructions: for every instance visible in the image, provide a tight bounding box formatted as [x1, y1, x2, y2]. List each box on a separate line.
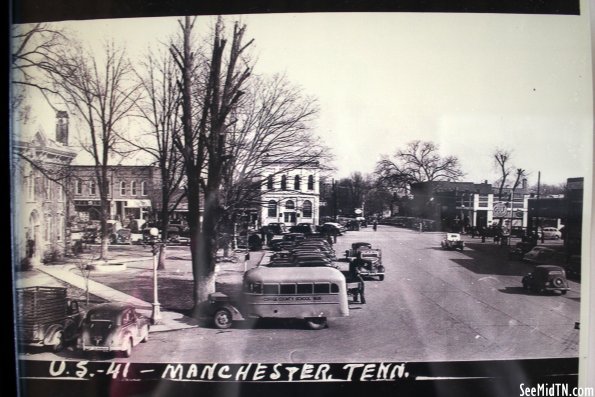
[245, 266, 345, 283]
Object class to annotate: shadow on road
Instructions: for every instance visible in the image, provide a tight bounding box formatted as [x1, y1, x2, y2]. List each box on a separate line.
[451, 258, 530, 276]
[446, 242, 536, 276]
[498, 286, 531, 295]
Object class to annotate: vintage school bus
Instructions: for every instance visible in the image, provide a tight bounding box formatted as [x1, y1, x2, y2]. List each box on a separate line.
[206, 266, 349, 330]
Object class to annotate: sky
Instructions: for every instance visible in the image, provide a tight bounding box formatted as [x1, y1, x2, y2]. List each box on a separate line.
[15, 11, 594, 187]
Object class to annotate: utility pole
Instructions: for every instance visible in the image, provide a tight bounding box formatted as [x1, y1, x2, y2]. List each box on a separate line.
[537, 171, 544, 243]
[332, 178, 338, 222]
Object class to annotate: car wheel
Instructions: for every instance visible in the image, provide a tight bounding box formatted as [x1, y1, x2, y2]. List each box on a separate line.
[378, 274, 384, 281]
[122, 337, 133, 358]
[522, 281, 529, 290]
[52, 330, 64, 352]
[561, 290, 567, 295]
[213, 308, 233, 329]
[305, 317, 327, 330]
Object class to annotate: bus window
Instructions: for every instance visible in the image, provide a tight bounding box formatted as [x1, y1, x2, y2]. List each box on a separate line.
[263, 284, 279, 295]
[280, 284, 296, 295]
[331, 283, 339, 293]
[313, 283, 330, 294]
[297, 283, 313, 294]
[245, 282, 262, 294]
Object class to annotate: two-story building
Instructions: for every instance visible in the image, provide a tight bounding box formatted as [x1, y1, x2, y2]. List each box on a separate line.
[69, 165, 158, 226]
[260, 160, 321, 227]
[13, 111, 77, 267]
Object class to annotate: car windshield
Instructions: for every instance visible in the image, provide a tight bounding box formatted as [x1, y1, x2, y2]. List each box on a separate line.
[88, 309, 119, 322]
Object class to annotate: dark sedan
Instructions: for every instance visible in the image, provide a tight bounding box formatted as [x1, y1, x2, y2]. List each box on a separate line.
[522, 265, 570, 295]
[78, 303, 150, 357]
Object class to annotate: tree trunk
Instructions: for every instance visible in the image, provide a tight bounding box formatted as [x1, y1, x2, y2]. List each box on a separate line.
[159, 206, 170, 270]
[158, 244, 166, 271]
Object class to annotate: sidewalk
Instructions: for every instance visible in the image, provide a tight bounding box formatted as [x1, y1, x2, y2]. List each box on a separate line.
[14, 249, 269, 333]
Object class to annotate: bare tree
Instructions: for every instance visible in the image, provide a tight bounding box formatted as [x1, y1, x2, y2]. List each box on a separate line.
[218, 74, 327, 225]
[10, 23, 66, 120]
[127, 48, 186, 269]
[375, 140, 464, 192]
[49, 42, 141, 259]
[494, 148, 512, 200]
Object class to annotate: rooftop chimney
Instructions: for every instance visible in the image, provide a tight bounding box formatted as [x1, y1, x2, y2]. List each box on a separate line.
[56, 111, 69, 146]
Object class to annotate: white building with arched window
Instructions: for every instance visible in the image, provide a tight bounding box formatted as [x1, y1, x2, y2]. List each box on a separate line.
[260, 160, 320, 227]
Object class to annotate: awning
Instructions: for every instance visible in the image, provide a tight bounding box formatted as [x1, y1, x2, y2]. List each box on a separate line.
[125, 199, 152, 208]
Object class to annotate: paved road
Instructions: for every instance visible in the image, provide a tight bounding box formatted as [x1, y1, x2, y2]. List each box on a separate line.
[20, 225, 580, 363]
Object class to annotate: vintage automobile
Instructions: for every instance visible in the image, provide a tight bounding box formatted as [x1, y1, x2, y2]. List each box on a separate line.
[345, 242, 384, 281]
[78, 303, 150, 357]
[440, 233, 465, 251]
[522, 246, 558, 264]
[110, 228, 132, 245]
[522, 265, 570, 295]
[538, 227, 562, 240]
[508, 241, 536, 261]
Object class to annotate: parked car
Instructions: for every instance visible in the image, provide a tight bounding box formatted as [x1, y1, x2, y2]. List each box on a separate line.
[538, 227, 562, 240]
[345, 242, 384, 281]
[522, 246, 558, 264]
[110, 228, 132, 244]
[522, 265, 569, 295]
[264, 223, 289, 236]
[16, 287, 83, 352]
[440, 233, 465, 251]
[82, 227, 99, 244]
[508, 241, 536, 261]
[78, 303, 150, 357]
[320, 222, 345, 236]
[289, 224, 318, 236]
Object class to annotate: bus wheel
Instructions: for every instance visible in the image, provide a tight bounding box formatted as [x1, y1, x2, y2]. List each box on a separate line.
[213, 308, 233, 329]
[305, 317, 327, 330]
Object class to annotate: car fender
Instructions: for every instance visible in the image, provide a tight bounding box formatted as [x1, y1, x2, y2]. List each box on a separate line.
[43, 324, 64, 346]
[213, 302, 244, 321]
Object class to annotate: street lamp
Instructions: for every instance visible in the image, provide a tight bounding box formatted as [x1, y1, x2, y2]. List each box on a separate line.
[148, 227, 162, 325]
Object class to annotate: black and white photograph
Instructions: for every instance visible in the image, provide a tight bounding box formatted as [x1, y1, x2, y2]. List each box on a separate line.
[9, 1, 595, 396]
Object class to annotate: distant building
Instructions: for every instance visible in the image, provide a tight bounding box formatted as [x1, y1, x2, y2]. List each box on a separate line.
[527, 177, 583, 257]
[69, 165, 158, 226]
[410, 179, 531, 232]
[12, 112, 77, 267]
[260, 160, 320, 227]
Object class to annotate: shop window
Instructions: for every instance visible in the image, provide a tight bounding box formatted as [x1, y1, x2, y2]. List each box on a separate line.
[307, 175, 314, 190]
[131, 181, 137, 196]
[120, 182, 126, 196]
